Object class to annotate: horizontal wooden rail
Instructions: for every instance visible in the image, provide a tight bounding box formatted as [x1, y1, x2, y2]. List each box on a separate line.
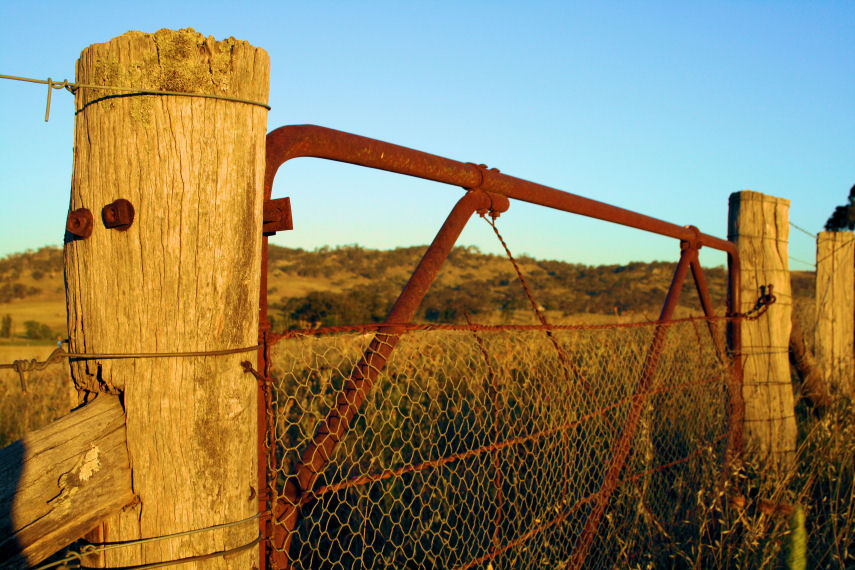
[0, 395, 134, 569]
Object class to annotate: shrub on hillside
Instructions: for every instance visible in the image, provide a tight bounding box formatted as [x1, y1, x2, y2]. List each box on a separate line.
[0, 283, 41, 303]
[23, 320, 53, 340]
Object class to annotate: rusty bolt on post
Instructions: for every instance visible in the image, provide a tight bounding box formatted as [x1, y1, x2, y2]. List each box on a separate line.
[66, 208, 94, 239]
[102, 199, 135, 231]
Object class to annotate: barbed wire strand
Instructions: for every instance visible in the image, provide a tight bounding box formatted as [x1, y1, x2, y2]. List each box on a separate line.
[259, 312, 769, 346]
[0, 74, 271, 122]
[0, 345, 260, 392]
[0, 311, 770, 387]
[2, 311, 773, 390]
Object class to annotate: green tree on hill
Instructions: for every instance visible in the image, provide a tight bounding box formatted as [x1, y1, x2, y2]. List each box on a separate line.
[825, 183, 855, 231]
[23, 320, 52, 340]
[0, 314, 11, 338]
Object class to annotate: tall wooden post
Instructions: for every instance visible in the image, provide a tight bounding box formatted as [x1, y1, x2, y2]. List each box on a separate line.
[816, 231, 855, 399]
[64, 29, 269, 567]
[727, 191, 797, 472]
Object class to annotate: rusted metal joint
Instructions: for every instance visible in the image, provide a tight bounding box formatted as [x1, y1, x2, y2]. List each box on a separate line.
[474, 190, 510, 220]
[464, 162, 501, 192]
[66, 208, 93, 239]
[463, 164, 507, 219]
[102, 199, 135, 231]
[680, 225, 702, 252]
[263, 197, 293, 236]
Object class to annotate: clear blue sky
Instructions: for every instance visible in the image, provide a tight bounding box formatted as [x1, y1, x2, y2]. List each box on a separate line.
[1, 1, 852, 269]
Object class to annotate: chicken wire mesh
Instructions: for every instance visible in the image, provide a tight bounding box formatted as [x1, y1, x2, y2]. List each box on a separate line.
[261, 318, 734, 569]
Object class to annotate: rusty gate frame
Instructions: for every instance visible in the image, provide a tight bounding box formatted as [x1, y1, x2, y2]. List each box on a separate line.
[255, 124, 744, 569]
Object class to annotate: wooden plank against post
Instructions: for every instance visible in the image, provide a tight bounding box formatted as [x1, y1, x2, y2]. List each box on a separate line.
[727, 190, 797, 473]
[64, 29, 269, 568]
[816, 231, 855, 399]
[0, 396, 133, 569]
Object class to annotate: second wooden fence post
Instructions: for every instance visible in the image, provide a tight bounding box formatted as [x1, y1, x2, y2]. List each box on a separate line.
[728, 190, 797, 473]
[816, 231, 855, 399]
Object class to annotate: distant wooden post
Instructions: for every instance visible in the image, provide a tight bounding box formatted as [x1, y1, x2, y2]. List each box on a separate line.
[728, 191, 797, 472]
[815, 232, 855, 399]
[64, 29, 269, 567]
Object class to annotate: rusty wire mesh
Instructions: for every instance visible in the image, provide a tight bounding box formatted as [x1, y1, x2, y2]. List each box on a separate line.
[263, 317, 733, 569]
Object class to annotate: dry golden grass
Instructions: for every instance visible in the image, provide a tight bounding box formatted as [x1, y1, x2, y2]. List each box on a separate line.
[0, 300, 67, 334]
[0, 321, 851, 568]
[0, 344, 58, 361]
[0, 364, 74, 448]
[262, 324, 853, 569]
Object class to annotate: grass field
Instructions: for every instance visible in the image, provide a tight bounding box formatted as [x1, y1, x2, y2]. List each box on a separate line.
[0, 300, 67, 337]
[0, 363, 73, 449]
[262, 321, 854, 569]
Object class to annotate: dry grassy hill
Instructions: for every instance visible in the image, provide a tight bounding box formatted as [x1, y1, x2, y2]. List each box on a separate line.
[0, 245, 816, 338]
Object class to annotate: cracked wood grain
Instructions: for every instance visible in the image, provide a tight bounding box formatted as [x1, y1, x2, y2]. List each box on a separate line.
[64, 29, 268, 568]
[728, 190, 797, 475]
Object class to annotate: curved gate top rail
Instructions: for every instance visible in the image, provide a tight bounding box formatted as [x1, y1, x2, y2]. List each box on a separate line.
[264, 124, 737, 257]
[257, 124, 744, 570]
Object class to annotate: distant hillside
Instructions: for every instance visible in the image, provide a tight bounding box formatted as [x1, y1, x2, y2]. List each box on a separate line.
[0, 245, 816, 334]
[0, 247, 65, 304]
[267, 245, 816, 327]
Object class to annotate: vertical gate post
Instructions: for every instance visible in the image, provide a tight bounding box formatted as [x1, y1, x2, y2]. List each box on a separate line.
[815, 231, 855, 399]
[727, 191, 797, 473]
[64, 29, 269, 567]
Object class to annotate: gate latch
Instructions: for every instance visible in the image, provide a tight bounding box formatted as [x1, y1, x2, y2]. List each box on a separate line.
[263, 197, 293, 236]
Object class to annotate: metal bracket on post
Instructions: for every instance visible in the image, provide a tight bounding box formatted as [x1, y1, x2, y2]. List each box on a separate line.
[263, 197, 293, 236]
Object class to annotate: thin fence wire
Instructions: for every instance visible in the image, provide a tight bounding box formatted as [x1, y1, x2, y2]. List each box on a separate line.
[789, 256, 816, 269]
[263, 317, 733, 569]
[787, 221, 818, 269]
[0, 73, 271, 122]
[789, 221, 816, 240]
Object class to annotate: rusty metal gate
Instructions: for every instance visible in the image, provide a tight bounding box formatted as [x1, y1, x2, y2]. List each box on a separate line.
[249, 125, 745, 569]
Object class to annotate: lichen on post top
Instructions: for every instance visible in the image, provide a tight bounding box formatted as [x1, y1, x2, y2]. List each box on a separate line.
[79, 28, 262, 125]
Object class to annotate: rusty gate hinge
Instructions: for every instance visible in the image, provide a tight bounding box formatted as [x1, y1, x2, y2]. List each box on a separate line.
[263, 197, 293, 236]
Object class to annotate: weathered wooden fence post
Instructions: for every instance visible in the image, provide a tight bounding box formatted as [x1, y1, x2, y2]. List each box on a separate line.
[815, 231, 855, 399]
[64, 29, 268, 567]
[727, 191, 797, 472]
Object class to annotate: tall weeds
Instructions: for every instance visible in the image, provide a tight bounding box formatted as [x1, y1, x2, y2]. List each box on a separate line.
[0, 367, 72, 448]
